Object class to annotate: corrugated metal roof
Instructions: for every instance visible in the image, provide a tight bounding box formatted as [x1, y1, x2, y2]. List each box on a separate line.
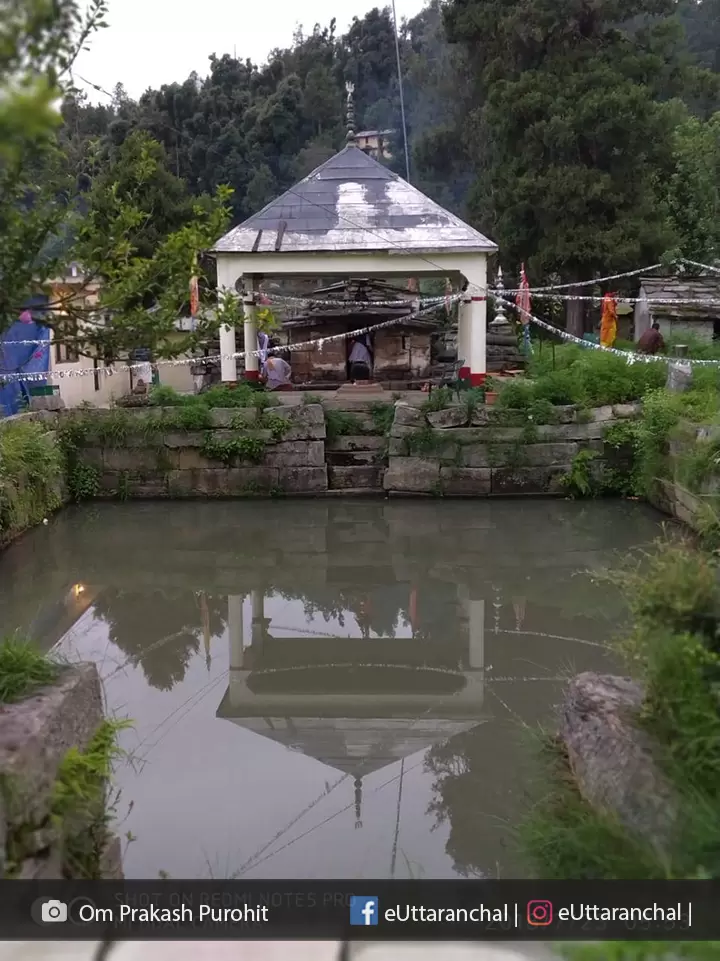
[212, 145, 496, 256]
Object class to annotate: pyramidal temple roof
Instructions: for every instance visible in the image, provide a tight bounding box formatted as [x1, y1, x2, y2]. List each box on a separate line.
[212, 145, 496, 256]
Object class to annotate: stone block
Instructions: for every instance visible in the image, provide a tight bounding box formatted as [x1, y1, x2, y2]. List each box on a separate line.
[329, 466, 385, 489]
[102, 448, 161, 471]
[461, 442, 579, 469]
[161, 431, 206, 448]
[491, 465, 569, 495]
[612, 403, 641, 419]
[264, 440, 325, 468]
[426, 406, 468, 429]
[439, 467, 491, 495]
[209, 408, 257, 428]
[560, 672, 675, 846]
[166, 448, 219, 470]
[77, 448, 104, 468]
[269, 404, 326, 441]
[591, 405, 615, 422]
[0, 664, 103, 842]
[326, 435, 386, 452]
[391, 405, 425, 432]
[384, 457, 440, 492]
[277, 466, 328, 493]
[167, 467, 279, 496]
[97, 472, 168, 497]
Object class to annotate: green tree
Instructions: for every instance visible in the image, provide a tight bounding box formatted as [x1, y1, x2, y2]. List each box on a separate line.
[66, 133, 239, 359]
[86, 130, 197, 261]
[442, 0, 699, 334]
[660, 104, 720, 267]
[0, 0, 108, 333]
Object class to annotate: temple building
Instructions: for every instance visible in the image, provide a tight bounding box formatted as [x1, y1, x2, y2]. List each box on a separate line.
[211, 91, 497, 388]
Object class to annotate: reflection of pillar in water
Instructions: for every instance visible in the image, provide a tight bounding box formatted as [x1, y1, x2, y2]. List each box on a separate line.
[408, 585, 418, 634]
[251, 589, 266, 645]
[492, 585, 502, 634]
[354, 776, 363, 829]
[200, 592, 211, 671]
[468, 600, 485, 669]
[512, 596, 526, 631]
[228, 595, 244, 670]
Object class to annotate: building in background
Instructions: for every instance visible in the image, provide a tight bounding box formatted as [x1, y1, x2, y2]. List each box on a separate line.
[355, 129, 394, 160]
[633, 274, 720, 343]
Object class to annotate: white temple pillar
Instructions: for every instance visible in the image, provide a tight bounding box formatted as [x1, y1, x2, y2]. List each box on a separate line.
[219, 324, 237, 383]
[250, 588, 266, 645]
[457, 297, 471, 382]
[216, 256, 239, 383]
[228, 595, 244, 670]
[463, 257, 488, 387]
[243, 276, 260, 383]
[468, 599, 485, 669]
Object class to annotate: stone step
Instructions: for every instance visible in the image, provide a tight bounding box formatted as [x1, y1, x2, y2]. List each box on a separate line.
[327, 450, 385, 467]
[327, 435, 386, 452]
[329, 465, 386, 489]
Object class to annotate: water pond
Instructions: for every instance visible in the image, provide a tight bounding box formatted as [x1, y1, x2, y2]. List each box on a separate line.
[0, 499, 666, 879]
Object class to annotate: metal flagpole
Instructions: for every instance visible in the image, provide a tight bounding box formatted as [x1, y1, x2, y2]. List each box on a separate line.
[391, 0, 411, 183]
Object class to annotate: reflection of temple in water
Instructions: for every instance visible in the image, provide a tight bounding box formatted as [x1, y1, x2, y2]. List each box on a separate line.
[216, 585, 488, 794]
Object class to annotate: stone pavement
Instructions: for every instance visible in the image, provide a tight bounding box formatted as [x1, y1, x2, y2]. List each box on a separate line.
[0, 941, 561, 960]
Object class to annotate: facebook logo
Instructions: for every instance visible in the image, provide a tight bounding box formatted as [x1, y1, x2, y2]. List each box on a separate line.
[350, 896, 379, 926]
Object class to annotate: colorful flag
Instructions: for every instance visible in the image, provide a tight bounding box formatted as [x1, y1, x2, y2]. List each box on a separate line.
[189, 274, 199, 319]
[600, 292, 618, 348]
[515, 264, 532, 354]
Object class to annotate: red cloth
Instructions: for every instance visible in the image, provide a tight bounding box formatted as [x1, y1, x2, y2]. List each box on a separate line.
[515, 265, 531, 324]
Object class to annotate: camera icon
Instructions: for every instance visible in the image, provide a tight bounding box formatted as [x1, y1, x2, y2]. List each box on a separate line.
[40, 900, 68, 923]
[526, 899, 553, 926]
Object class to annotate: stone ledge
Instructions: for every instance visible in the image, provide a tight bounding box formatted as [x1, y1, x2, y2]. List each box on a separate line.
[560, 672, 676, 848]
[0, 663, 105, 877]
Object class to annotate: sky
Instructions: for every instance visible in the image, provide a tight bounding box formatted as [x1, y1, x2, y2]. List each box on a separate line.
[74, 0, 427, 102]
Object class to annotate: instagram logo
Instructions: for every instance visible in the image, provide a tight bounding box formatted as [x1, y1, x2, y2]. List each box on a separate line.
[526, 900, 553, 926]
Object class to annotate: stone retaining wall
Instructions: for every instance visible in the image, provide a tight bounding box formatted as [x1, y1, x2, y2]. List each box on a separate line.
[70, 404, 329, 497]
[384, 401, 641, 496]
[647, 420, 720, 531]
[0, 663, 123, 879]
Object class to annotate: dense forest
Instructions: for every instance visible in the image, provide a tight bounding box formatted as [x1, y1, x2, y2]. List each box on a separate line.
[4, 0, 720, 347]
[62, 2, 720, 273]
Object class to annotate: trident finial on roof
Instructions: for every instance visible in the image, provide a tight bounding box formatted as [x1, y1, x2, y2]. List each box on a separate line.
[345, 81, 356, 145]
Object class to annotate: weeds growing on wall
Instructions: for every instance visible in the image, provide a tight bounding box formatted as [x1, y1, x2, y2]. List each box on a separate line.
[0, 419, 65, 540]
[148, 384, 277, 409]
[200, 434, 267, 465]
[0, 636, 60, 704]
[520, 539, 720, 881]
[52, 717, 132, 879]
[324, 408, 364, 440]
[560, 449, 601, 498]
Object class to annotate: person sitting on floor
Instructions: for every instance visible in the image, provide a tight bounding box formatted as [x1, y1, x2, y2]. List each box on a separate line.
[348, 334, 373, 383]
[636, 322, 665, 355]
[261, 341, 293, 391]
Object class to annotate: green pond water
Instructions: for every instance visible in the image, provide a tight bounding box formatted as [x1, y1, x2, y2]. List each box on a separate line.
[0, 499, 667, 879]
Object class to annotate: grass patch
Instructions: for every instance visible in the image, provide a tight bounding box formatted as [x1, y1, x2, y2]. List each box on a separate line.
[324, 407, 364, 440]
[521, 538, 720, 881]
[0, 637, 60, 704]
[0, 418, 65, 539]
[52, 717, 132, 879]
